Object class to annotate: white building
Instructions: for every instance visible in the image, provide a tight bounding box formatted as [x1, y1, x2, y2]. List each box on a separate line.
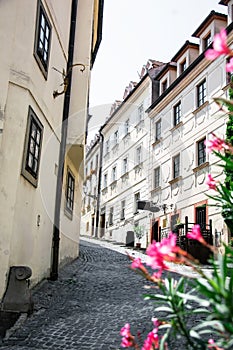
[147, 8, 232, 254]
[0, 0, 104, 300]
[98, 61, 165, 248]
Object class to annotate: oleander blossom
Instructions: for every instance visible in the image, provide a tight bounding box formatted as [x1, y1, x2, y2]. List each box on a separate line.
[146, 233, 178, 275]
[120, 323, 135, 348]
[226, 57, 233, 72]
[142, 329, 159, 350]
[205, 28, 231, 60]
[187, 224, 206, 244]
[205, 134, 229, 153]
[131, 257, 143, 269]
[206, 173, 217, 191]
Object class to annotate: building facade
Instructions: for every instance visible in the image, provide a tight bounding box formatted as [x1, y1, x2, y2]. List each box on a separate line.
[0, 0, 104, 299]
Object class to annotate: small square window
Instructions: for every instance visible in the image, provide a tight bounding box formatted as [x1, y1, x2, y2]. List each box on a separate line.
[180, 59, 187, 73]
[155, 120, 161, 141]
[161, 79, 167, 93]
[65, 169, 75, 218]
[173, 154, 180, 179]
[34, 1, 51, 77]
[197, 138, 206, 166]
[21, 106, 43, 187]
[173, 102, 181, 126]
[197, 80, 207, 107]
[203, 33, 211, 50]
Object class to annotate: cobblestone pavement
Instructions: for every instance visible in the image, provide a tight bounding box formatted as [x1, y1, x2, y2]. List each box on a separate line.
[0, 238, 158, 350]
[0, 237, 211, 350]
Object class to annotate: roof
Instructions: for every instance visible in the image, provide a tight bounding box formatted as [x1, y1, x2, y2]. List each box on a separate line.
[192, 11, 227, 38]
[171, 41, 199, 62]
[219, 0, 230, 5]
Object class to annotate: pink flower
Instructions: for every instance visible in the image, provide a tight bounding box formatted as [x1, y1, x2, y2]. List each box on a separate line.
[205, 134, 229, 153]
[205, 174, 217, 191]
[208, 338, 224, 350]
[152, 317, 161, 329]
[187, 225, 205, 244]
[226, 57, 233, 72]
[131, 257, 143, 269]
[142, 329, 159, 350]
[146, 233, 178, 274]
[120, 323, 135, 348]
[205, 29, 231, 60]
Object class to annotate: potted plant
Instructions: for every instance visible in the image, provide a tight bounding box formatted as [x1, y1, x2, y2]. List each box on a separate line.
[133, 225, 145, 248]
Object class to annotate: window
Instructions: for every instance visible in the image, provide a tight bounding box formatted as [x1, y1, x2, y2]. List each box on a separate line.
[154, 167, 160, 188]
[90, 161, 93, 171]
[34, 1, 51, 77]
[197, 80, 207, 107]
[173, 102, 181, 126]
[123, 157, 128, 174]
[65, 169, 75, 217]
[134, 192, 140, 214]
[105, 139, 109, 155]
[112, 166, 117, 182]
[180, 59, 187, 73]
[109, 207, 114, 225]
[103, 173, 108, 188]
[86, 222, 89, 232]
[113, 130, 119, 146]
[124, 119, 129, 135]
[161, 79, 167, 93]
[155, 119, 161, 141]
[203, 33, 211, 49]
[21, 106, 43, 187]
[197, 138, 206, 166]
[95, 154, 99, 169]
[121, 200, 126, 220]
[173, 154, 180, 179]
[136, 146, 142, 164]
[138, 104, 144, 122]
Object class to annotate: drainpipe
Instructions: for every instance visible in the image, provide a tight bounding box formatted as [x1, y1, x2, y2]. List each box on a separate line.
[95, 131, 104, 237]
[50, 0, 78, 280]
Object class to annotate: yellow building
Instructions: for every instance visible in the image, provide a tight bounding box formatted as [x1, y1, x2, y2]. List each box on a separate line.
[0, 0, 104, 300]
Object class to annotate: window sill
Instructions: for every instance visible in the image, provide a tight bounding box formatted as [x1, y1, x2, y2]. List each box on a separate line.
[112, 143, 119, 152]
[151, 186, 161, 194]
[152, 138, 162, 147]
[110, 180, 117, 189]
[170, 121, 183, 132]
[192, 101, 209, 114]
[121, 172, 129, 180]
[193, 162, 209, 173]
[64, 207, 73, 220]
[122, 132, 131, 141]
[168, 176, 182, 185]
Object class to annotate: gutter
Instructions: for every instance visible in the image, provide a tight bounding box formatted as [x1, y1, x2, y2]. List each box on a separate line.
[50, 0, 78, 280]
[95, 131, 104, 237]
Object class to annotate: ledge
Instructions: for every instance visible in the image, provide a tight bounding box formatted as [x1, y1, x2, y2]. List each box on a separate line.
[193, 161, 209, 173]
[168, 176, 182, 185]
[170, 121, 183, 132]
[152, 138, 162, 147]
[151, 186, 161, 194]
[192, 101, 209, 114]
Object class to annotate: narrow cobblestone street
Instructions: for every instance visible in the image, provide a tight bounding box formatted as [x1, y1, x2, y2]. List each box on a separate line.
[0, 238, 157, 350]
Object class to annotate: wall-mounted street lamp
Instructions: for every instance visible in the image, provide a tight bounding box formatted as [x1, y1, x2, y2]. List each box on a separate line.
[52, 63, 86, 98]
[83, 186, 97, 200]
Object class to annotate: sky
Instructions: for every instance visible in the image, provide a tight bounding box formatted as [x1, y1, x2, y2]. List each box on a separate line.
[88, 0, 227, 142]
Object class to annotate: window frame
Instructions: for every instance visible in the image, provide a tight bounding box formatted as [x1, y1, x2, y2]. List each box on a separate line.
[173, 101, 181, 126]
[34, 0, 52, 78]
[138, 103, 144, 123]
[154, 166, 160, 189]
[109, 207, 114, 226]
[197, 79, 207, 108]
[161, 79, 167, 93]
[155, 119, 161, 141]
[134, 192, 140, 214]
[122, 157, 128, 174]
[65, 168, 75, 219]
[180, 59, 187, 73]
[203, 33, 211, 50]
[121, 200, 126, 220]
[136, 145, 142, 165]
[197, 138, 206, 166]
[173, 154, 180, 179]
[21, 106, 43, 187]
